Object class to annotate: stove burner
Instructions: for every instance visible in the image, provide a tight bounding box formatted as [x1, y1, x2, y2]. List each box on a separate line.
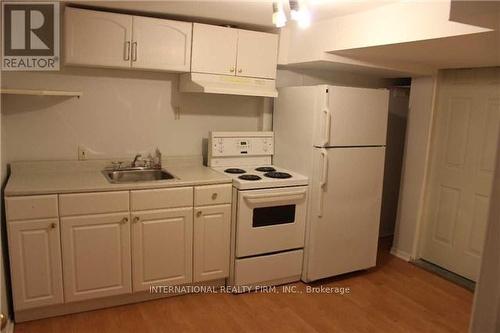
[255, 166, 276, 172]
[264, 171, 292, 179]
[238, 174, 262, 181]
[225, 168, 246, 174]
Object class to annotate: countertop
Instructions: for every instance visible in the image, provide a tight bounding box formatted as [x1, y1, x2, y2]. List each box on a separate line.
[5, 157, 232, 196]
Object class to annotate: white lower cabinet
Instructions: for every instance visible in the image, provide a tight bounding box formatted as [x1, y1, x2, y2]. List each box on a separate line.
[8, 219, 64, 310]
[193, 204, 231, 282]
[7, 184, 232, 317]
[131, 207, 193, 291]
[61, 212, 132, 302]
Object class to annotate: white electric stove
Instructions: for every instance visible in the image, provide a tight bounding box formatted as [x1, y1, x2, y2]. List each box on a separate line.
[208, 131, 309, 291]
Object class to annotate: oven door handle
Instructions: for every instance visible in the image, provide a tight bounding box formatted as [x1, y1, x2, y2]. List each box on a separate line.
[243, 189, 307, 206]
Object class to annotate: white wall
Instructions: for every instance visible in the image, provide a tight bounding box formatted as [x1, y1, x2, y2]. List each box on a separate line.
[2, 67, 265, 162]
[380, 87, 410, 237]
[276, 68, 389, 88]
[392, 76, 436, 260]
[1, 77, 11, 328]
[470, 125, 500, 332]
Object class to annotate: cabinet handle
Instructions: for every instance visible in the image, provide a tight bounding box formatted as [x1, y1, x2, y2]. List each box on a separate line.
[132, 42, 138, 62]
[238, 68, 242, 73]
[133, 216, 140, 223]
[196, 211, 202, 217]
[50, 223, 57, 229]
[230, 66, 235, 73]
[212, 193, 218, 200]
[121, 217, 129, 224]
[124, 41, 131, 61]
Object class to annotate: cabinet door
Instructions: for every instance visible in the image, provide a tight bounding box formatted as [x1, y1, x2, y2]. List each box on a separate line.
[8, 219, 63, 310]
[193, 205, 231, 282]
[61, 213, 132, 302]
[236, 30, 278, 79]
[191, 23, 238, 75]
[64, 7, 132, 68]
[132, 17, 192, 72]
[132, 208, 193, 291]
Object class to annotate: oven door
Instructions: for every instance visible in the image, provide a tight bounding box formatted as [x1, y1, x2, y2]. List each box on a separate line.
[236, 186, 308, 257]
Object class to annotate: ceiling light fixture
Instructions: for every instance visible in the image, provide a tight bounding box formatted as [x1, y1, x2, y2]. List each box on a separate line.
[272, 0, 287, 28]
[273, 0, 311, 29]
[290, 0, 311, 28]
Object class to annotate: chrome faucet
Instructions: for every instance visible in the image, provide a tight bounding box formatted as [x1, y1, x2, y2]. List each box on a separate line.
[131, 154, 142, 167]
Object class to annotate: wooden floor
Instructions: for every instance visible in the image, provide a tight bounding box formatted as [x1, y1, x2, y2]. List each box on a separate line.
[15, 242, 473, 333]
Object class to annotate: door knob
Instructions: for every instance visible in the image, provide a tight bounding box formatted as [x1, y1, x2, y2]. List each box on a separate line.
[230, 66, 235, 73]
[133, 216, 140, 223]
[238, 68, 242, 73]
[1, 313, 7, 330]
[212, 193, 218, 200]
[121, 217, 129, 224]
[196, 211, 202, 217]
[50, 223, 57, 229]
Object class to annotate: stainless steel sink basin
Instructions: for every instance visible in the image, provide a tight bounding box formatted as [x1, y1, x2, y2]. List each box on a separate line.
[102, 168, 176, 183]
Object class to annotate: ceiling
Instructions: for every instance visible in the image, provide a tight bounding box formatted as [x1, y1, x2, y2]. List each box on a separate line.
[331, 30, 500, 71]
[70, 0, 394, 30]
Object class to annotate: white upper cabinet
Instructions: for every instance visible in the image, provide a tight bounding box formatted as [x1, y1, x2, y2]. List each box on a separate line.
[236, 30, 278, 79]
[64, 7, 193, 72]
[64, 7, 132, 69]
[131, 16, 192, 72]
[191, 23, 278, 79]
[191, 23, 238, 76]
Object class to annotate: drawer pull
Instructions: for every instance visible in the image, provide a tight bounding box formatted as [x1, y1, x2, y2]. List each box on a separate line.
[50, 223, 57, 229]
[211, 193, 218, 200]
[133, 216, 140, 223]
[121, 217, 129, 224]
[196, 211, 202, 217]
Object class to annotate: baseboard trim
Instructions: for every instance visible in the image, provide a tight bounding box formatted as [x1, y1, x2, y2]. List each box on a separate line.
[5, 319, 14, 333]
[15, 278, 226, 323]
[390, 247, 412, 261]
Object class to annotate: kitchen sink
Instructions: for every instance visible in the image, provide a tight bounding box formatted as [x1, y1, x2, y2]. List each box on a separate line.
[102, 168, 176, 183]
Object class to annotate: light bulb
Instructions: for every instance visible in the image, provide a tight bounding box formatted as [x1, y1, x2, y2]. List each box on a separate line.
[272, 1, 287, 28]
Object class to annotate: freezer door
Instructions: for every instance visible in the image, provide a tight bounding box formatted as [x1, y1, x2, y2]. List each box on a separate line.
[303, 147, 385, 282]
[314, 86, 389, 147]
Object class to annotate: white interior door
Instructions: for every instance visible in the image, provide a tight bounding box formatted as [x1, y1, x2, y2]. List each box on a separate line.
[421, 68, 500, 281]
[314, 86, 389, 147]
[304, 147, 385, 282]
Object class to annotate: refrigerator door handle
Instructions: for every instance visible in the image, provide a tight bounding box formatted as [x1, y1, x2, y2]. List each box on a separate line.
[321, 108, 331, 146]
[318, 148, 328, 217]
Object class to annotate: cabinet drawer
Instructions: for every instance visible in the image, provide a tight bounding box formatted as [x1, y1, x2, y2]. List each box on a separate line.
[59, 191, 129, 216]
[6, 195, 58, 221]
[234, 249, 303, 287]
[194, 184, 232, 206]
[131, 187, 193, 211]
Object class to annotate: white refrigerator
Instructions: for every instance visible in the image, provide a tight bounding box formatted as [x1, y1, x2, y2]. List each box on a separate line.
[273, 85, 389, 282]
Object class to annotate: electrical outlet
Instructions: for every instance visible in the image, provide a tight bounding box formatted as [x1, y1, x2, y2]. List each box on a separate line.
[78, 145, 88, 160]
